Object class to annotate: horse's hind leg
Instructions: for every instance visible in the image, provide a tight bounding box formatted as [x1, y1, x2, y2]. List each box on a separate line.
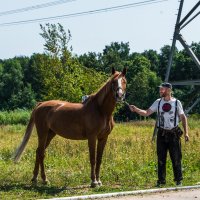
[31, 148, 40, 185]
[31, 128, 47, 185]
[31, 127, 55, 185]
[32, 146, 44, 185]
[40, 130, 56, 184]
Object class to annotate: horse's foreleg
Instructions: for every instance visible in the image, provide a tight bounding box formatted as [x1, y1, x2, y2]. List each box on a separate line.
[96, 136, 108, 186]
[88, 137, 97, 188]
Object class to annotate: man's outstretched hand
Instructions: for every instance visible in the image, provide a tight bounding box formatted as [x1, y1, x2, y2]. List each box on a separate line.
[129, 105, 137, 112]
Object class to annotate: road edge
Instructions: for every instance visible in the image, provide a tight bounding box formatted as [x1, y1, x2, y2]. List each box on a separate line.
[41, 185, 200, 200]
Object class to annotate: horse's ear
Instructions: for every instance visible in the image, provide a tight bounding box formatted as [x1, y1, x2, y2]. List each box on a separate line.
[122, 67, 127, 76]
[112, 67, 116, 75]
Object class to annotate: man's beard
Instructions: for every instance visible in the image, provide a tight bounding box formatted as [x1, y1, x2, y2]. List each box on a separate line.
[160, 93, 166, 97]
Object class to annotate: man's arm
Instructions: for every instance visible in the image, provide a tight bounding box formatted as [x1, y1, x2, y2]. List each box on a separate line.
[180, 113, 189, 142]
[129, 105, 154, 117]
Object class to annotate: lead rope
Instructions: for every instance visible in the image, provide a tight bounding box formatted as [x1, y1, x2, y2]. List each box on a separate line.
[122, 100, 129, 107]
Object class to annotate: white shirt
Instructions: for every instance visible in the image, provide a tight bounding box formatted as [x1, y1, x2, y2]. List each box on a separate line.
[149, 98, 184, 130]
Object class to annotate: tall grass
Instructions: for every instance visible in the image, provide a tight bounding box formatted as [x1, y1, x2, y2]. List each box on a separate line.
[0, 110, 31, 125]
[0, 119, 199, 199]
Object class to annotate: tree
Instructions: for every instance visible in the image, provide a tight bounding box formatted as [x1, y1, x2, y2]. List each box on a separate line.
[8, 84, 36, 109]
[78, 52, 103, 72]
[39, 23, 106, 103]
[0, 59, 35, 110]
[158, 45, 178, 80]
[101, 42, 130, 73]
[40, 23, 72, 60]
[142, 49, 160, 72]
[23, 53, 50, 101]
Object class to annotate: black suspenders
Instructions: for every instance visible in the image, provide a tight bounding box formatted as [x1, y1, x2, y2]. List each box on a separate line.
[157, 98, 162, 128]
[174, 99, 178, 127]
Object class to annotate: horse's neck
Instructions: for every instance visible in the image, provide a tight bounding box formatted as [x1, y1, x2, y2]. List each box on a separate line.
[95, 81, 116, 116]
[101, 92, 116, 117]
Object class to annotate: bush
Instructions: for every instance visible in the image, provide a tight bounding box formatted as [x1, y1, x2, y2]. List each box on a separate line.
[0, 109, 31, 125]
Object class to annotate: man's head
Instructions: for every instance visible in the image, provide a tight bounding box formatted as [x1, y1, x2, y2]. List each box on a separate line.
[158, 82, 172, 98]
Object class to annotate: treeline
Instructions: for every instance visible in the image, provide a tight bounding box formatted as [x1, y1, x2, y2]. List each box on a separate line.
[0, 23, 199, 120]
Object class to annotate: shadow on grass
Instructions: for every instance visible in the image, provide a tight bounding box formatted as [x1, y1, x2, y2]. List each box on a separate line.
[0, 183, 91, 196]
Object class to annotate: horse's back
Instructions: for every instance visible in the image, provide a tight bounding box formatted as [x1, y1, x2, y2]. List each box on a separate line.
[35, 100, 84, 123]
[34, 100, 86, 139]
[36, 100, 82, 109]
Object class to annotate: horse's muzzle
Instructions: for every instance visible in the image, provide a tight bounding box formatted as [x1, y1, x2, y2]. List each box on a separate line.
[116, 91, 126, 102]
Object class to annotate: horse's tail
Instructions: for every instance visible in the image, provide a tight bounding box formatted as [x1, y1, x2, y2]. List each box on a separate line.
[13, 104, 39, 163]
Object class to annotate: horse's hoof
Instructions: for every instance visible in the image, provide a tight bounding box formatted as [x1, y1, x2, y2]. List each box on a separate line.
[42, 179, 50, 185]
[91, 181, 99, 188]
[98, 180, 102, 186]
[31, 178, 37, 186]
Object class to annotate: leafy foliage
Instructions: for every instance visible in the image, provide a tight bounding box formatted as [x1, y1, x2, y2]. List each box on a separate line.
[0, 23, 199, 119]
[0, 59, 35, 110]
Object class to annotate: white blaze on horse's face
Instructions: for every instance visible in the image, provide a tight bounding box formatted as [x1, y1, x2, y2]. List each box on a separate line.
[112, 72, 127, 101]
[117, 77, 124, 98]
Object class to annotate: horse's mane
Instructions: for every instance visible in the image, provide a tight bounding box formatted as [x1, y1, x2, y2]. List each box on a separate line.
[84, 72, 120, 106]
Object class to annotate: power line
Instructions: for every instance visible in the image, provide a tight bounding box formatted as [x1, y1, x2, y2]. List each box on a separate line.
[0, 0, 168, 27]
[0, 0, 75, 17]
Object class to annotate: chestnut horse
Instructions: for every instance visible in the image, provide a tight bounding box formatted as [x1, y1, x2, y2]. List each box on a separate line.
[14, 67, 127, 187]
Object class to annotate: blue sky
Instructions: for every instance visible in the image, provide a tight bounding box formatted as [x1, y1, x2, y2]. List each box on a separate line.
[0, 0, 199, 59]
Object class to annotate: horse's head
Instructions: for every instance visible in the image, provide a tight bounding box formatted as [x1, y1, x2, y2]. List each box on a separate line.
[111, 67, 127, 102]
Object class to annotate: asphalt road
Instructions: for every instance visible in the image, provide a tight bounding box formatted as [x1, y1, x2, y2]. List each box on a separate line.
[102, 189, 200, 200]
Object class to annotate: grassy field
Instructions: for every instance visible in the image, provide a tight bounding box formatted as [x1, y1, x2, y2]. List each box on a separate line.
[0, 119, 200, 199]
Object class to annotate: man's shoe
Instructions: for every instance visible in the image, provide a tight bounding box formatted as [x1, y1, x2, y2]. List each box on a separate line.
[176, 181, 182, 187]
[156, 181, 166, 187]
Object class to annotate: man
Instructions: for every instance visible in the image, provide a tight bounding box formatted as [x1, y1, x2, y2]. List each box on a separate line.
[129, 82, 189, 187]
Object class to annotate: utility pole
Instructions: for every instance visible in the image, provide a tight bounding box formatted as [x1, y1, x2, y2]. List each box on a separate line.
[165, 0, 200, 114]
[165, 0, 184, 82]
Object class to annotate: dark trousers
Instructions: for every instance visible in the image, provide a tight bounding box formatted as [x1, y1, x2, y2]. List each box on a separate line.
[157, 129, 183, 183]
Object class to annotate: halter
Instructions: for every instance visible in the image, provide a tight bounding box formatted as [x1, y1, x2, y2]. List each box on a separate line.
[112, 83, 126, 102]
[114, 88, 130, 107]
[111, 73, 129, 106]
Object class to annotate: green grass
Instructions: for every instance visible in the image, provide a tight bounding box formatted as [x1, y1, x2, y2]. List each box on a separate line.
[0, 119, 200, 199]
[0, 110, 31, 125]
